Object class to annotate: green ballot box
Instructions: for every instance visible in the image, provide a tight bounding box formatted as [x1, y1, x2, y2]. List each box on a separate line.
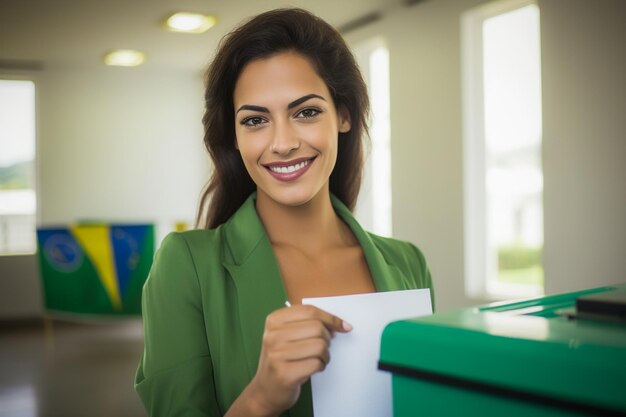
[379, 285, 626, 417]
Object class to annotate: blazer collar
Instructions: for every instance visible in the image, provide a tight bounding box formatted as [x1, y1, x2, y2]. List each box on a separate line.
[330, 194, 411, 293]
[221, 193, 411, 411]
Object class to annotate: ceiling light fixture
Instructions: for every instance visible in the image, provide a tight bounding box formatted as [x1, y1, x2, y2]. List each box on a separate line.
[103, 49, 146, 67]
[165, 12, 217, 34]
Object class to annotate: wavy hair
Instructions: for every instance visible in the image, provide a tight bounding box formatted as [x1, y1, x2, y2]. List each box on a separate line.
[196, 8, 369, 229]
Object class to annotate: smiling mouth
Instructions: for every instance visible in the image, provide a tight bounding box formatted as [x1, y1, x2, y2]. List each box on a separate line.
[269, 160, 310, 173]
[263, 156, 316, 181]
[264, 157, 315, 171]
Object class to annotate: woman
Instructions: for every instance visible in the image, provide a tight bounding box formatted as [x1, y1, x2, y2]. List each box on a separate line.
[135, 8, 433, 417]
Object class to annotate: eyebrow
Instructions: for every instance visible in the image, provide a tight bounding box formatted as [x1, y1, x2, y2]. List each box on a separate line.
[235, 93, 326, 114]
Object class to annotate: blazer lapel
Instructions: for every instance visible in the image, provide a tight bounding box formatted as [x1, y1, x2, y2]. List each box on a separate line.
[221, 194, 288, 380]
[331, 195, 412, 293]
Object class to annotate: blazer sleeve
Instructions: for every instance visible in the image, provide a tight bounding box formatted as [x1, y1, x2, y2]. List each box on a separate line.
[134, 232, 222, 416]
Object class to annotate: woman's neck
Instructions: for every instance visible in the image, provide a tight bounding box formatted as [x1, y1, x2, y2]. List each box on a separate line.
[255, 188, 354, 254]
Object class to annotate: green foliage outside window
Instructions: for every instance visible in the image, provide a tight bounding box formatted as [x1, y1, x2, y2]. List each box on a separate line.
[0, 161, 33, 190]
[498, 244, 544, 286]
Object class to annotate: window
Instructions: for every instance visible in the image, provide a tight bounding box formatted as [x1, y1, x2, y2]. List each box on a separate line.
[462, 1, 543, 298]
[353, 38, 392, 237]
[0, 79, 37, 255]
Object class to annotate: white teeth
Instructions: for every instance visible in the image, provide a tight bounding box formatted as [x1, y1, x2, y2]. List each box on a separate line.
[269, 160, 310, 174]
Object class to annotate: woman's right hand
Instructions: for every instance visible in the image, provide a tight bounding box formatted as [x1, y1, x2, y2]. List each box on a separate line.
[241, 304, 352, 417]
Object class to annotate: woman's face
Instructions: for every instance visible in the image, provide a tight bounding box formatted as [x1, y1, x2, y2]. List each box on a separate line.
[233, 52, 351, 208]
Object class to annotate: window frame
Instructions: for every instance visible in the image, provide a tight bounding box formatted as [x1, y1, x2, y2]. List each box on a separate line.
[461, 0, 543, 299]
[0, 72, 40, 256]
[352, 36, 392, 237]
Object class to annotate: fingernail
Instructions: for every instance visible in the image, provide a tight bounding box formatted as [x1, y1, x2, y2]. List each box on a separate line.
[342, 320, 353, 331]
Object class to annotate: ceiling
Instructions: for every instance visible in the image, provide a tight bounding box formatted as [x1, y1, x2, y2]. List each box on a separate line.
[0, 0, 408, 72]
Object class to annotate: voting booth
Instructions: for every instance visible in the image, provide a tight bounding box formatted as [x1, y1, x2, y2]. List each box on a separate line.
[379, 285, 626, 417]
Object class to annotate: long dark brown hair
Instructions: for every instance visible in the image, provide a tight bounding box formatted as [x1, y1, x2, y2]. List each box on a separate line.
[196, 8, 370, 229]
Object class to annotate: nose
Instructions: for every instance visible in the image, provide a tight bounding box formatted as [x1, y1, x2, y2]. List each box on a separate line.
[270, 120, 300, 155]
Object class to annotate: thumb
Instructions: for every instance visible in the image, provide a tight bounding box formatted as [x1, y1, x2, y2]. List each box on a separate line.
[330, 314, 352, 333]
[339, 319, 353, 332]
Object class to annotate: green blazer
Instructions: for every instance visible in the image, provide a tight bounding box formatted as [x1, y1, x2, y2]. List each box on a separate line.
[135, 193, 433, 417]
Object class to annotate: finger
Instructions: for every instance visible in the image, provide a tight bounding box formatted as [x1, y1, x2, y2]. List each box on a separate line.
[273, 320, 333, 343]
[292, 357, 329, 382]
[262, 322, 331, 349]
[274, 338, 331, 365]
[274, 357, 328, 387]
[270, 305, 353, 333]
[305, 305, 352, 333]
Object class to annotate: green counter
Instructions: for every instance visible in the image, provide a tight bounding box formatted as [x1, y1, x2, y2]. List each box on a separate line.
[379, 285, 626, 417]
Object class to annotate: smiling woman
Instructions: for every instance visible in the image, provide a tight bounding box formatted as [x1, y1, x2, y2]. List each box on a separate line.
[134, 8, 434, 417]
[234, 52, 351, 209]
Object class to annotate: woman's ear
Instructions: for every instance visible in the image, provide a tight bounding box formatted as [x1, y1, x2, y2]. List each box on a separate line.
[337, 105, 352, 133]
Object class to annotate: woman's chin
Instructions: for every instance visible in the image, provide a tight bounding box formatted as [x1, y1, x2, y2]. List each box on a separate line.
[257, 186, 325, 209]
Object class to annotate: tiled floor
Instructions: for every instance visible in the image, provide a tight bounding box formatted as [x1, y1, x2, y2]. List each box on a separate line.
[0, 318, 147, 417]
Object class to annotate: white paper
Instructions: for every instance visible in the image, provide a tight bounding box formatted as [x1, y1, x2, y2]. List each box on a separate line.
[302, 289, 432, 417]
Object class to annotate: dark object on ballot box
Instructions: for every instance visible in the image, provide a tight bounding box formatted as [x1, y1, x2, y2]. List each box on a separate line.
[576, 288, 626, 321]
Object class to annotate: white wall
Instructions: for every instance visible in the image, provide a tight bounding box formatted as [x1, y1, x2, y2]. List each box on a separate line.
[541, 0, 626, 294]
[0, 66, 206, 318]
[345, 0, 626, 311]
[37, 66, 207, 230]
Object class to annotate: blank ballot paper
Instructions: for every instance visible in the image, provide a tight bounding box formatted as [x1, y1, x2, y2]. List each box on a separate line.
[302, 288, 432, 417]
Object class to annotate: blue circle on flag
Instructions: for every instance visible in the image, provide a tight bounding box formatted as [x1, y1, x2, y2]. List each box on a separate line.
[43, 233, 84, 273]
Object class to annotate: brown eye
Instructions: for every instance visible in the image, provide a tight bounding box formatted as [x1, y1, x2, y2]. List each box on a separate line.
[241, 116, 267, 127]
[296, 108, 321, 119]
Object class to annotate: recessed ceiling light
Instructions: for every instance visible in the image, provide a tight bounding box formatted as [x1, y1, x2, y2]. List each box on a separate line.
[165, 12, 217, 34]
[103, 49, 146, 67]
